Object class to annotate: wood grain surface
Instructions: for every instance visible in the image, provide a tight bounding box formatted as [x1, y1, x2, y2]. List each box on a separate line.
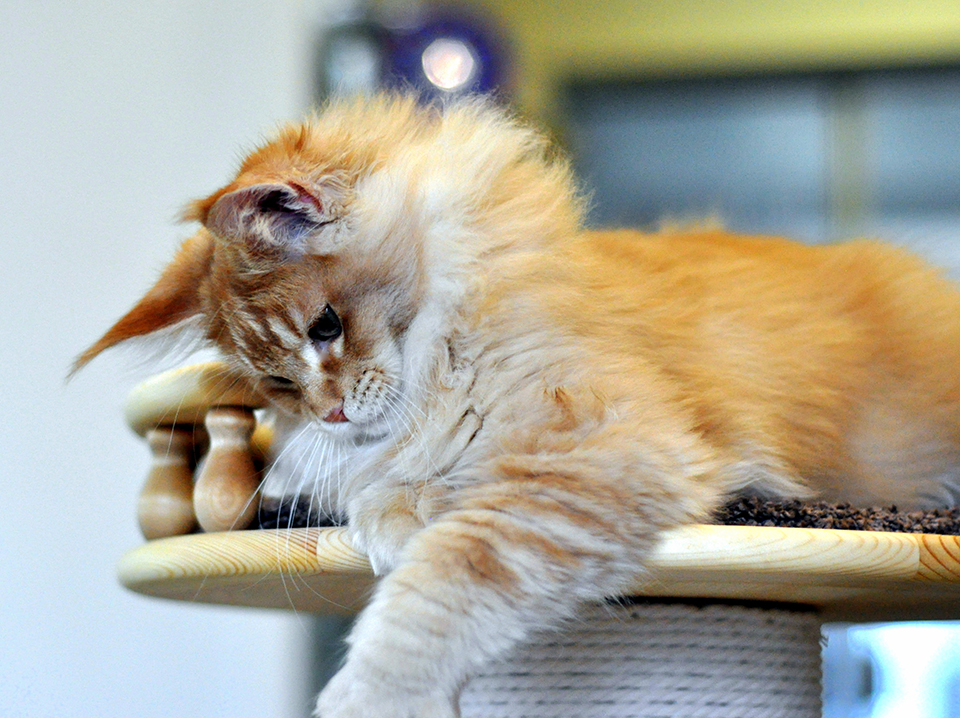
[118, 525, 960, 622]
[119, 364, 960, 621]
[124, 362, 264, 436]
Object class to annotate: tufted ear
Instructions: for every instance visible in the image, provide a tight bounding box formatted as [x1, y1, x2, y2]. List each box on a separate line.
[203, 181, 339, 257]
[71, 230, 213, 375]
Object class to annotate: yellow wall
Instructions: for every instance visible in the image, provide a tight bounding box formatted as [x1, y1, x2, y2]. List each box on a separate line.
[450, 0, 960, 121]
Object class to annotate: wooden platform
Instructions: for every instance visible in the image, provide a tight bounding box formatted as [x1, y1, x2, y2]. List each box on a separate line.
[118, 361, 960, 624]
[118, 524, 960, 622]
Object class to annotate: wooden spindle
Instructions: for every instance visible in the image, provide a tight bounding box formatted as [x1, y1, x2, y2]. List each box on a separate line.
[140, 427, 197, 540]
[193, 407, 260, 532]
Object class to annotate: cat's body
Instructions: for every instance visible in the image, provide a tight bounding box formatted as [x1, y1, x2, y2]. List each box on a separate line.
[80, 94, 960, 717]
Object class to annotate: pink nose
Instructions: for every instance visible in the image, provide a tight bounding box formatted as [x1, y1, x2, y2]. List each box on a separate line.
[323, 401, 349, 423]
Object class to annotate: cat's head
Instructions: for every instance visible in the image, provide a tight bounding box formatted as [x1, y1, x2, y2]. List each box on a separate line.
[75, 94, 583, 439]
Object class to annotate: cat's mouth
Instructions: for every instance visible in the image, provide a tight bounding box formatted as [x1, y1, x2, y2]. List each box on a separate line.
[322, 401, 349, 424]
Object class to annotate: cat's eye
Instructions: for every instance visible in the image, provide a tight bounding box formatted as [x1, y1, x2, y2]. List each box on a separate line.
[308, 304, 342, 342]
[266, 375, 296, 389]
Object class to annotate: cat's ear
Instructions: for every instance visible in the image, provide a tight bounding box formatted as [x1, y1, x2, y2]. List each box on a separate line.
[195, 180, 340, 257]
[71, 230, 214, 375]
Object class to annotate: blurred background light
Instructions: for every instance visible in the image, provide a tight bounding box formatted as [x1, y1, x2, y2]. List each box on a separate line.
[422, 37, 478, 91]
[318, 3, 509, 100]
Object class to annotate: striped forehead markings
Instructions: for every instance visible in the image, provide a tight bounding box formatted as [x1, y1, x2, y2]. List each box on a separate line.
[227, 322, 256, 357]
[235, 351, 258, 373]
[229, 302, 304, 349]
[266, 315, 303, 348]
[230, 308, 267, 342]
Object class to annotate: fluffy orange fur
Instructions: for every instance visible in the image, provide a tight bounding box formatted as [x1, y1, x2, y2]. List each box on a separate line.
[80, 94, 960, 718]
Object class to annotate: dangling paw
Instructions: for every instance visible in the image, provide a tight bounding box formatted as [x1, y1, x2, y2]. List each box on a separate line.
[314, 665, 459, 718]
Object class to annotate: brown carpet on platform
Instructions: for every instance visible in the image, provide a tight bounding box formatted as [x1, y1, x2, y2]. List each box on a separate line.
[256, 495, 960, 534]
[715, 497, 960, 534]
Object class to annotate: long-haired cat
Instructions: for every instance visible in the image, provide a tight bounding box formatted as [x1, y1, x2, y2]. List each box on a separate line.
[78, 93, 960, 718]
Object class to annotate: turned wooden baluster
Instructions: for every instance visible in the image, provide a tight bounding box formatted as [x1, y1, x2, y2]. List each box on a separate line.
[139, 427, 197, 540]
[193, 407, 260, 532]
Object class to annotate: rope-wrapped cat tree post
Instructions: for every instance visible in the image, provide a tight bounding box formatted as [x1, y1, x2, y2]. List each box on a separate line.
[117, 363, 960, 718]
[458, 601, 823, 718]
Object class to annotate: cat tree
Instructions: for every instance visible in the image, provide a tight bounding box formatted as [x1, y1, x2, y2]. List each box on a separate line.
[117, 363, 960, 718]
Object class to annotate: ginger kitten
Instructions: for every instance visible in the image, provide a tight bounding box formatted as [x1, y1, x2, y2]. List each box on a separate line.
[79, 94, 960, 718]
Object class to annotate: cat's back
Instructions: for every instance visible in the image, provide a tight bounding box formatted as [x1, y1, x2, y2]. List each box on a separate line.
[494, 228, 960, 506]
[573, 227, 918, 292]
[559, 228, 960, 389]
[565, 228, 960, 329]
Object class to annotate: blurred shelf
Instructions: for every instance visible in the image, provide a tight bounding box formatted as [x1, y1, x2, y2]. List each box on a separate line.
[448, 0, 960, 121]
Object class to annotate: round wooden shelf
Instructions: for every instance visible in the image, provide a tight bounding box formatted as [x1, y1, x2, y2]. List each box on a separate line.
[119, 362, 960, 624]
[118, 524, 960, 622]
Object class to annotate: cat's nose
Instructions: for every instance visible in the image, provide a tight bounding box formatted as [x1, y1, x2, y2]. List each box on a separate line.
[322, 400, 349, 423]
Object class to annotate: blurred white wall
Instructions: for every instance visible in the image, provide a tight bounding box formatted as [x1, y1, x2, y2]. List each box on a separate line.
[0, 2, 334, 716]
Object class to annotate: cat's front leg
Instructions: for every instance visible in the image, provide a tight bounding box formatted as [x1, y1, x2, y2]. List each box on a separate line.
[347, 412, 483, 575]
[316, 668, 457, 718]
[314, 473, 667, 718]
[346, 481, 441, 575]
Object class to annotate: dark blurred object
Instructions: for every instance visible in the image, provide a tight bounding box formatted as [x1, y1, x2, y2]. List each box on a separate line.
[318, 4, 509, 100]
[257, 496, 341, 529]
[567, 68, 960, 256]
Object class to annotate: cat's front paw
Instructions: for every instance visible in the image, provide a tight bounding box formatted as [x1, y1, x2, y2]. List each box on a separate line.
[346, 527, 394, 576]
[314, 667, 457, 718]
[348, 515, 421, 575]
